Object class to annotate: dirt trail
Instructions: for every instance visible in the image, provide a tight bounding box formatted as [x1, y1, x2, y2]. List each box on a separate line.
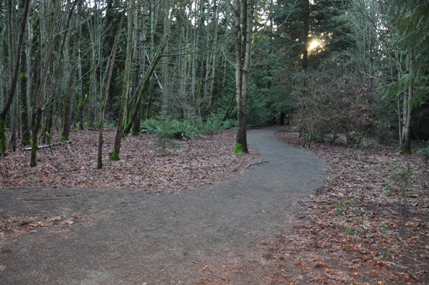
[0, 127, 325, 284]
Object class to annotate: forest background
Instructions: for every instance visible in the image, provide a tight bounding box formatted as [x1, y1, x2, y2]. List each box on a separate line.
[1, 1, 429, 283]
[0, 0, 429, 164]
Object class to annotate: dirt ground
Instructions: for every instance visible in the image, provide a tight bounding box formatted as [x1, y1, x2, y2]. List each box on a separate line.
[0, 127, 326, 284]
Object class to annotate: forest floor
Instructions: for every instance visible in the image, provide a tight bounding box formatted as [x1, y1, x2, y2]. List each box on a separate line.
[0, 127, 428, 284]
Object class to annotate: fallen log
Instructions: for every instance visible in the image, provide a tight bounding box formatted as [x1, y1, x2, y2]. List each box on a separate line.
[23, 141, 72, 151]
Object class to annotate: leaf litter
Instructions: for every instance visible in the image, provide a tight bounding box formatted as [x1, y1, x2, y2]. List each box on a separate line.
[269, 131, 429, 285]
[0, 129, 260, 239]
[1, 129, 428, 284]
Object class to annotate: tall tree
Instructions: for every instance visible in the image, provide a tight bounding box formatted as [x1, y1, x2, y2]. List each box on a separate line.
[234, 0, 256, 154]
[19, 0, 31, 146]
[110, 0, 135, 161]
[0, 0, 30, 156]
[98, 11, 125, 169]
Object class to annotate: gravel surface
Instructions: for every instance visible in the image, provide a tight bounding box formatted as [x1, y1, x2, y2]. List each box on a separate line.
[0, 127, 325, 284]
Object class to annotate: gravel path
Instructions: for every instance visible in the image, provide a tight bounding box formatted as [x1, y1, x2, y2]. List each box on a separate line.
[0, 127, 325, 284]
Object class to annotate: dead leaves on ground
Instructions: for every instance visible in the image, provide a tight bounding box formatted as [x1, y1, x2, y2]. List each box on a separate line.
[0, 213, 78, 238]
[0, 129, 259, 193]
[270, 132, 429, 285]
[0, 129, 260, 239]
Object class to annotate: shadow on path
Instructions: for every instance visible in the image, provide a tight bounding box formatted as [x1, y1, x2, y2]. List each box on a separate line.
[0, 127, 325, 284]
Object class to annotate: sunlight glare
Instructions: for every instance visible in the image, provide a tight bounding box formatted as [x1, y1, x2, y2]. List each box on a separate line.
[308, 40, 321, 51]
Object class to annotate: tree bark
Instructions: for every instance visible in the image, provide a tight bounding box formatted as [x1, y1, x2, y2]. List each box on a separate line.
[110, 0, 134, 161]
[97, 11, 125, 169]
[234, 0, 254, 154]
[124, 38, 167, 134]
[19, 0, 31, 146]
[0, 0, 30, 156]
[400, 52, 413, 153]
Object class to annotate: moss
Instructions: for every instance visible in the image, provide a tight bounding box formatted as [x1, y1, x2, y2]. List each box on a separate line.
[19, 72, 27, 81]
[60, 135, 70, 141]
[237, 105, 242, 114]
[131, 130, 140, 136]
[109, 150, 120, 161]
[21, 139, 32, 146]
[234, 143, 245, 154]
[0, 118, 7, 156]
[399, 148, 412, 155]
[30, 140, 38, 167]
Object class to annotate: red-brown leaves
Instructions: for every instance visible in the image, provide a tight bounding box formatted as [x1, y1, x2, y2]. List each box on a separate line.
[0, 129, 260, 193]
[266, 131, 429, 284]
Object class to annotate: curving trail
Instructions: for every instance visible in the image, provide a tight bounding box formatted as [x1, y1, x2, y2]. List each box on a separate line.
[0, 127, 325, 284]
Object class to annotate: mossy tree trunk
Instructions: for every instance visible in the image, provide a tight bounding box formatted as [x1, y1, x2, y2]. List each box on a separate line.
[19, 6, 31, 146]
[110, 0, 134, 161]
[0, 0, 31, 156]
[233, 0, 254, 154]
[0, 118, 7, 156]
[98, 11, 124, 168]
[124, 38, 167, 134]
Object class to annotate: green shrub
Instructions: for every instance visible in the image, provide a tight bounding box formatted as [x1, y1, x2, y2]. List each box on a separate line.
[141, 118, 158, 134]
[399, 148, 412, 155]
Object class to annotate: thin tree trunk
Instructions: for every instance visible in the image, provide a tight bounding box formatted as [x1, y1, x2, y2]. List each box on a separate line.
[302, 0, 309, 70]
[124, 37, 168, 134]
[110, 0, 134, 161]
[75, 0, 84, 130]
[161, 0, 170, 112]
[97, 12, 125, 169]
[234, 0, 254, 154]
[31, 0, 76, 166]
[19, 0, 31, 146]
[0, 0, 30, 156]
[60, 9, 73, 141]
[206, 0, 219, 116]
[400, 52, 413, 153]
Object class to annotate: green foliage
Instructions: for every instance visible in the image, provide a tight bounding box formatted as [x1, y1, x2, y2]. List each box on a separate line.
[222, 118, 238, 130]
[141, 118, 159, 134]
[142, 113, 237, 139]
[234, 143, 245, 154]
[0, 118, 7, 156]
[199, 114, 224, 136]
[59, 134, 70, 141]
[155, 132, 181, 155]
[399, 148, 412, 155]
[109, 149, 120, 161]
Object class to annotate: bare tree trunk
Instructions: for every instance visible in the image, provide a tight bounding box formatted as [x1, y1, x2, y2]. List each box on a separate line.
[234, 0, 254, 154]
[302, 0, 309, 70]
[110, 0, 134, 161]
[97, 12, 125, 169]
[161, 0, 170, 112]
[400, 52, 413, 153]
[205, 0, 219, 116]
[60, 2, 74, 141]
[0, 0, 30, 156]
[19, 0, 31, 146]
[30, 0, 77, 166]
[75, 0, 84, 131]
[124, 38, 167, 134]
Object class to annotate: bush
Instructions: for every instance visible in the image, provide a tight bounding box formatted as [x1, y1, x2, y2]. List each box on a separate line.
[141, 118, 158, 134]
[291, 59, 378, 147]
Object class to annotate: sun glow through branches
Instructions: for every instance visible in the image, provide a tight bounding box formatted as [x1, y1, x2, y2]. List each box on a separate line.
[308, 40, 322, 51]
